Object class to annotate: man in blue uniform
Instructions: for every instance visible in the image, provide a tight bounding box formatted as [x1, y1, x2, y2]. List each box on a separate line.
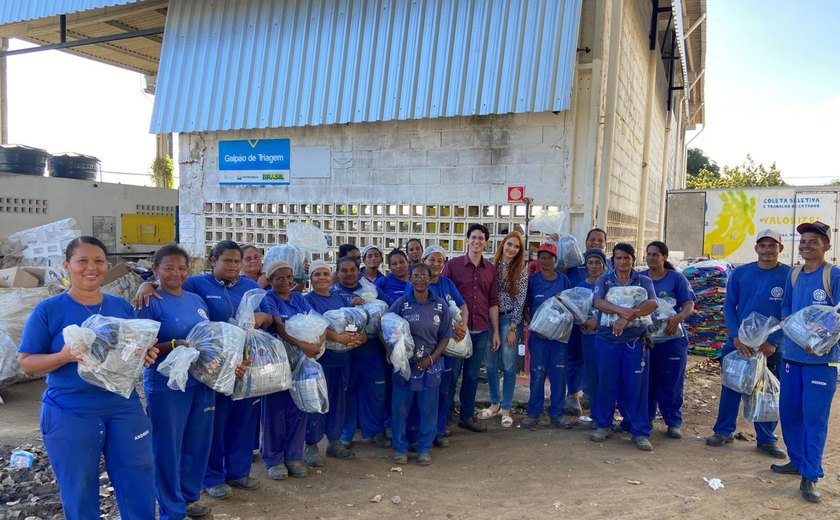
[707, 229, 789, 458]
[772, 221, 840, 503]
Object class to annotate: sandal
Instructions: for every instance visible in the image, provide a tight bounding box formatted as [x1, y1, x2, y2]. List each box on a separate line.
[477, 405, 501, 420]
[500, 411, 513, 428]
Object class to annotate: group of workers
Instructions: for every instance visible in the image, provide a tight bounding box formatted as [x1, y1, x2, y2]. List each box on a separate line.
[15, 219, 838, 519]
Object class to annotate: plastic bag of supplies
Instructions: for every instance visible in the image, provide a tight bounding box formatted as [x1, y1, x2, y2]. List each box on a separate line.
[559, 287, 594, 323]
[721, 351, 765, 395]
[742, 367, 780, 422]
[599, 286, 653, 328]
[554, 235, 585, 270]
[263, 244, 308, 283]
[444, 300, 472, 358]
[186, 321, 247, 395]
[231, 289, 266, 330]
[648, 297, 682, 342]
[323, 307, 368, 351]
[156, 345, 200, 392]
[738, 312, 782, 351]
[529, 297, 574, 342]
[782, 302, 840, 356]
[361, 299, 389, 336]
[381, 313, 414, 380]
[284, 312, 329, 359]
[289, 356, 329, 414]
[233, 329, 292, 399]
[354, 278, 379, 302]
[68, 315, 160, 398]
[287, 222, 329, 254]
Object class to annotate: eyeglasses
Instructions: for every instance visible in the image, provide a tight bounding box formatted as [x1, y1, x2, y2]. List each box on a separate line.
[410, 274, 430, 281]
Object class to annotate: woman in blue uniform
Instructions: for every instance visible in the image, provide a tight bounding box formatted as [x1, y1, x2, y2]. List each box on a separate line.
[577, 249, 608, 425]
[376, 249, 410, 304]
[137, 244, 214, 520]
[590, 243, 658, 451]
[303, 260, 366, 465]
[640, 241, 695, 439]
[360, 244, 385, 283]
[330, 256, 391, 449]
[388, 263, 453, 465]
[261, 260, 323, 480]
[520, 243, 571, 428]
[19, 237, 159, 520]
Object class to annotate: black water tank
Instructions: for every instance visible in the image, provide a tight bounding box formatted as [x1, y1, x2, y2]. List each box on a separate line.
[0, 144, 48, 176]
[49, 152, 100, 181]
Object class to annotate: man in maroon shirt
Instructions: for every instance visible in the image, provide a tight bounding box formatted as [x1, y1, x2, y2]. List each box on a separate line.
[442, 223, 501, 432]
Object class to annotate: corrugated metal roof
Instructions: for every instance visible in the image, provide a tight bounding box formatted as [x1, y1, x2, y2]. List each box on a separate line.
[0, 0, 145, 25]
[151, 0, 582, 134]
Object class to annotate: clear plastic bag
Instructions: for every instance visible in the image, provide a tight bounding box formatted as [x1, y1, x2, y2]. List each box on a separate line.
[233, 329, 292, 399]
[361, 299, 389, 336]
[781, 303, 840, 356]
[289, 356, 329, 414]
[738, 311, 781, 351]
[0, 326, 23, 389]
[284, 311, 329, 358]
[72, 315, 160, 398]
[742, 366, 780, 422]
[599, 286, 653, 328]
[529, 297, 574, 342]
[354, 278, 379, 302]
[381, 313, 415, 380]
[559, 287, 594, 323]
[648, 297, 682, 342]
[323, 307, 368, 351]
[554, 234, 585, 270]
[156, 345, 200, 392]
[530, 210, 566, 235]
[444, 300, 472, 358]
[187, 321, 247, 395]
[263, 244, 308, 283]
[62, 324, 98, 366]
[287, 222, 329, 254]
[231, 289, 266, 330]
[579, 307, 599, 336]
[721, 351, 765, 395]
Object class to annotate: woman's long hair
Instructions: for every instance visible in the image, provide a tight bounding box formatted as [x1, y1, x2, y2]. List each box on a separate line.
[493, 231, 526, 298]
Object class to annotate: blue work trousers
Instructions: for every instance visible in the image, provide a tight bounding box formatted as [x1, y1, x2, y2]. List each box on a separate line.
[41, 398, 155, 520]
[648, 336, 688, 426]
[146, 384, 214, 520]
[594, 337, 651, 437]
[392, 376, 439, 455]
[448, 331, 490, 422]
[565, 327, 584, 395]
[262, 390, 306, 468]
[203, 394, 261, 488]
[527, 335, 567, 419]
[581, 333, 599, 416]
[341, 353, 387, 442]
[780, 362, 837, 482]
[306, 364, 350, 444]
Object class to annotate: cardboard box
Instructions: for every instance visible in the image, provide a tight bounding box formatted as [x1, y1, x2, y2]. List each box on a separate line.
[103, 262, 133, 285]
[0, 267, 40, 288]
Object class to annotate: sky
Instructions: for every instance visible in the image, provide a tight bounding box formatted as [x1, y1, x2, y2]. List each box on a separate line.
[689, 0, 840, 186]
[3, 1, 839, 187]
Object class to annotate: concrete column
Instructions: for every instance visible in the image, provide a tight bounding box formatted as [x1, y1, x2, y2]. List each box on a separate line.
[635, 41, 660, 251]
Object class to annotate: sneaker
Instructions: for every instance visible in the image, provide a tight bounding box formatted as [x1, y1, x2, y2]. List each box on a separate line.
[285, 460, 309, 478]
[304, 444, 323, 467]
[666, 426, 683, 439]
[520, 416, 540, 429]
[458, 418, 487, 432]
[226, 477, 259, 490]
[757, 443, 787, 459]
[633, 436, 653, 452]
[565, 395, 582, 416]
[433, 437, 450, 448]
[770, 462, 800, 475]
[204, 483, 232, 500]
[367, 431, 391, 448]
[393, 452, 408, 465]
[326, 440, 355, 459]
[589, 427, 612, 442]
[550, 417, 573, 429]
[800, 477, 821, 503]
[705, 433, 733, 447]
[186, 501, 211, 517]
[267, 465, 288, 480]
[416, 452, 432, 466]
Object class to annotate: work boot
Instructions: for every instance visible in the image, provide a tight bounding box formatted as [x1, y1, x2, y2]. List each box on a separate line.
[392, 451, 408, 465]
[520, 416, 540, 429]
[589, 427, 612, 442]
[433, 437, 450, 448]
[458, 418, 487, 432]
[633, 436, 653, 452]
[800, 477, 821, 503]
[416, 452, 432, 466]
[203, 483, 232, 500]
[565, 395, 582, 416]
[705, 433, 733, 447]
[226, 477, 259, 490]
[666, 426, 683, 439]
[770, 462, 800, 475]
[304, 444, 323, 467]
[757, 442, 787, 459]
[367, 431, 391, 448]
[267, 464, 288, 480]
[285, 460, 309, 478]
[325, 439, 355, 459]
[550, 417, 574, 429]
[186, 501, 211, 518]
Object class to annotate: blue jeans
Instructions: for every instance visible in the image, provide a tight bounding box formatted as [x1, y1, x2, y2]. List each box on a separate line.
[448, 331, 491, 422]
[485, 315, 521, 410]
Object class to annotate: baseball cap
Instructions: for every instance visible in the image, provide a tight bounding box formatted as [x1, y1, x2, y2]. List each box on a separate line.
[755, 229, 782, 244]
[537, 242, 558, 258]
[796, 221, 831, 239]
[583, 248, 607, 265]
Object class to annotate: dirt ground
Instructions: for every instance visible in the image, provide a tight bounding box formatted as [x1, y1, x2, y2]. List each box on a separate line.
[1, 358, 839, 520]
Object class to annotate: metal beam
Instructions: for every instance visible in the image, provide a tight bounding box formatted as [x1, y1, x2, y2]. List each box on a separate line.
[0, 1, 169, 38]
[684, 12, 706, 38]
[104, 20, 163, 44]
[59, 15, 66, 44]
[0, 28, 164, 58]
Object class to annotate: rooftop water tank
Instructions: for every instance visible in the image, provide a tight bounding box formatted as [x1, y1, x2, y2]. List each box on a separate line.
[49, 152, 100, 181]
[0, 144, 48, 176]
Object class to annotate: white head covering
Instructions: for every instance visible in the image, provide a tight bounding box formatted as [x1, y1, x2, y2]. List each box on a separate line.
[308, 259, 332, 277]
[422, 244, 447, 260]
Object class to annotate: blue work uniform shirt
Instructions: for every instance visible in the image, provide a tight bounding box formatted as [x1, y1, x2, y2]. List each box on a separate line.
[137, 290, 210, 393]
[781, 263, 840, 365]
[304, 291, 353, 367]
[18, 293, 141, 415]
[389, 292, 453, 390]
[375, 274, 409, 305]
[594, 271, 657, 342]
[724, 262, 790, 349]
[526, 271, 571, 317]
[638, 268, 696, 339]
[410, 275, 465, 307]
[183, 274, 275, 323]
